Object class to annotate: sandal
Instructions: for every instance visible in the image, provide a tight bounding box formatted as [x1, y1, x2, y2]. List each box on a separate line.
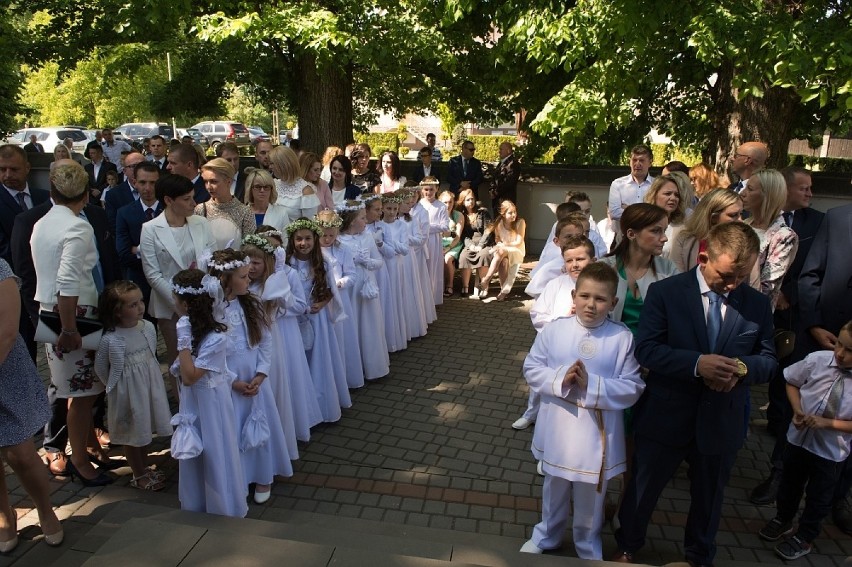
[497, 291, 509, 301]
[444, 287, 454, 297]
[145, 467, 166, 483]
[130, 471, 165, 491]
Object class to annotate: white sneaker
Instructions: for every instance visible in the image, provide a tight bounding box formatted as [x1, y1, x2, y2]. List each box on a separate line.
[536, 460, 544, 476]
[512, 416, 534, 430]
[470, 287, 479, 299]
[520, 540, 544, 554]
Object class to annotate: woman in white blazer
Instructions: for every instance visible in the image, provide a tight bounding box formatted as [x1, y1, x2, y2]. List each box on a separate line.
[243, 167, 290, 231]
[141, 174, 215, 371]
[32, 160, 111, 486]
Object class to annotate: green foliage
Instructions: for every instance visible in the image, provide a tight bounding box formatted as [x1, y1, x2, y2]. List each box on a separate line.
[649, 144, 703, 167]
[464, 135, 516, 163]
[354, 132, 399, 153]
[790, 155, 852, 174]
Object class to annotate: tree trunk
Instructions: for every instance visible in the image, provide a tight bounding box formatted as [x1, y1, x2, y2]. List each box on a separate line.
[708, 62, 800, 176]
[294, 54, 353, 154]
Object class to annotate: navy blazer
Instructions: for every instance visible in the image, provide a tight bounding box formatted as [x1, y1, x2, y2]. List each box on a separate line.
[116, 200, 163, 273]
[11, 201, 120, 326]
[411, 165, 440, 185]
[798, 203, 852, 336]
[193, 176, 211, 204]
[233, 171, 247, 203]
[85, 160, 118, 190]
[779, 206, 823, 307]
[633, 268, 776, 455]
[0, 186, 50, 264]
[447, 155, 483, 194]
[104, 182, 136, 234]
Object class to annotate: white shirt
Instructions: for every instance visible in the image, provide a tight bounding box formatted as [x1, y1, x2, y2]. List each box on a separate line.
[4, 185, 32, 209]
[608, 174, 654, 221]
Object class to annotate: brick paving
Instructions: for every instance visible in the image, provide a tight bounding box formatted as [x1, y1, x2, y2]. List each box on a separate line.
[4, 267, 852, 566]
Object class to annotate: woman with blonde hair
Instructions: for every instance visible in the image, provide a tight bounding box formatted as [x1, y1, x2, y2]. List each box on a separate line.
[478, 200, 526, 301]
[244, 167, 290, 230]
[195, 157, 256, 249]
[643, 172, 693, 258]
[689, 163, 721, 200]
[300, 151, 334, 210]
[669, 188, 743, 273]
[740, 169, 798, 309]
[269, 146, 320, 223]
[50, 144, 71, 171]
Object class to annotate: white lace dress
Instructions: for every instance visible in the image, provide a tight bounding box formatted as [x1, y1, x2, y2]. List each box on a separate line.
[275, 179, 321, 224]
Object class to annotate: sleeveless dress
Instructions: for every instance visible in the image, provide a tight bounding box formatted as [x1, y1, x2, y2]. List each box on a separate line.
[223, 300, 293, 484]
[337, 232, 391, 380]
[0, 259, 52, 446]
[174, 332, 248, 517]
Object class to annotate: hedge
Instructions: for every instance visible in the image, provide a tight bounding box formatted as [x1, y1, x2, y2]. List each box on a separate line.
[354, 132, 399, 155]
[463, 135, 517, 163]
[789, 155, 852, 173]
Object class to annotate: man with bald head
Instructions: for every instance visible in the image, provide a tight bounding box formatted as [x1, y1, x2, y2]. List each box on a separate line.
[728, 141, 768, 193]
[104, 150, 147, 234]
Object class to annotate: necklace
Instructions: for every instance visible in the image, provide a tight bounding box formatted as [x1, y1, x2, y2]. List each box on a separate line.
[575, 317, 604, 359]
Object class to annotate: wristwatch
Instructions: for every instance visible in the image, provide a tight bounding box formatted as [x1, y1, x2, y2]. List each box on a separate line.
[733, 358, 748, 378]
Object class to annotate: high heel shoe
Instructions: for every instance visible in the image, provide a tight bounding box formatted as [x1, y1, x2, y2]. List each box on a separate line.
[87, 453, 122, 471]
[43, 527, 64, 547]
[67, 461, 114, 487]
[0, 514, 17, 554]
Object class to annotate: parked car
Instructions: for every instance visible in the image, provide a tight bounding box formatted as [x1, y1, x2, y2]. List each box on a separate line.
[4, 127, 89, 153]
[247, 126, 271, 145]
[176, 128, 210, 150]
[191, 121, 252, 150]
[117, 122, 175, 143]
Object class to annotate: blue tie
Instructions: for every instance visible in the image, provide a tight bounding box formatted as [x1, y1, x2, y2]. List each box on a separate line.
[706, 291, 723, 352]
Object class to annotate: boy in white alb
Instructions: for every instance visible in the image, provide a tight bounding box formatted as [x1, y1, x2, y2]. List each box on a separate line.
[513, 236, 596, 431]
[520, 263, 645, 560]
[758, 320, 852, 561]
[525, 213, 589, 298]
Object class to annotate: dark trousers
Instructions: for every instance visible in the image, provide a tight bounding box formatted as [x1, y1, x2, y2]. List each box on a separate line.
[615, 434, 737, 564]
[777, 443, 844, 542]
[43, 384, 108, 454]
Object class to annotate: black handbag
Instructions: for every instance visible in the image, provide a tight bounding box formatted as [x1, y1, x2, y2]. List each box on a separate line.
[34, 311, 104, 351]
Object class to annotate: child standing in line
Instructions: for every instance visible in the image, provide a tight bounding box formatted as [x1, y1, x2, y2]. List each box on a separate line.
[247, 227, 323, 444]
[520, 263, 644, 560]
[171, 268, 248, 517]
[365, 193, 406, 352]
[397, 189, 429, 339]
[286, 218, 351, 422]
[525, 213, 590, 298]
[95, 281, 172, 491]
[758, 320, 852, 561]
[528, 201, 581, 280]
[407, 187, 437, 324]
[379, 193, 411, 343]
[207, 248, 292, 504]
[337, 201, 391, 380]
[316, 209, 366, 389]
[418, 177, 449, 306]
[513, 236, 597, 432]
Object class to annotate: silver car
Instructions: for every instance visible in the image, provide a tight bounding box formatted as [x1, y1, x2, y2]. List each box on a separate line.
[5, 127, 89, 153]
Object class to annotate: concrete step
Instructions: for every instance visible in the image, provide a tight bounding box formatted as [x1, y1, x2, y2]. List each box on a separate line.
[40, 500, 769, 567]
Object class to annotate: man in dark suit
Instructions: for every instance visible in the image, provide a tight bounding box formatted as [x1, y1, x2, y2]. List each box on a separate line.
[84, 142, 117, 202]
[1, 144, 51, 264]
[726, 141, 768, 193]
[412, 146, 438, 185]
[614, 222, 776, 566]
[490, 142, 521, 215]
[104, 151, 146, 234]
[10, 165, 119, 476]
[166, 143, 210, 203]
[797, 201, 852, 532]
[750, 166, 826, 505]
[447, 140, 483, 198]
[23, 134, 45, 154]
[146, 135, 169, 172]
[115, 161, 161, 317]
[218, 142, 246, 201]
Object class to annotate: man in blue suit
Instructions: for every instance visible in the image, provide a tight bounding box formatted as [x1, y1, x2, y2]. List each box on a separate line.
[614, 222, 777, 566]
[447, 140, 483, 198]
[115, 161, 162, 319]
[166, 143, 209, 204]
[0, 145, 50, 264]
[104, 151, 146, 235]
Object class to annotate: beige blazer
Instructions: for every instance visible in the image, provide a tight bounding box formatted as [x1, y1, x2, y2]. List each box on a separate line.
[140, 213, 215, 318]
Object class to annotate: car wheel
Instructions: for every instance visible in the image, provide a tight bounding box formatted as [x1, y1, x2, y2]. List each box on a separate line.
[210, 140, 221, 152]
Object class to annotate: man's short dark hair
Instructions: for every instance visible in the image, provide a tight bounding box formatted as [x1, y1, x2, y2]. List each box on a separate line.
[0, 144, 27, 161]
[426, 133, 436, 140]
[168, 143, 199, 169]
[150, 135, 165, 143]
[418, 147, 431, 156]
[781, 166, 811, 187]
[706, 221, 760, 266]
[631, 144, 653, 161]
[86, 141, 103, 154]
[134, 161, 160, 177]
[155, 173, 194, 203]
[217, 142, 239, 156]
[663, 160, 689, 174]
[566, 191, 591, 204]
[555, 201, 581, 220]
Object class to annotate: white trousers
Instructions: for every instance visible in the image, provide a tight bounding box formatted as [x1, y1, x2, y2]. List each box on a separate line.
[531, 474, 608, 560]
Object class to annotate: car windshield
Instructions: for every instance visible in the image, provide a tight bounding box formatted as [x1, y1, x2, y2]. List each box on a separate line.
[58, 130, 87, 141]
[231, 123, 249, 134]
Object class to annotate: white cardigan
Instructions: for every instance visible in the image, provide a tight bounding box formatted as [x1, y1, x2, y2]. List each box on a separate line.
[32, 205, 99, 310]
[140, 213, 216, 318]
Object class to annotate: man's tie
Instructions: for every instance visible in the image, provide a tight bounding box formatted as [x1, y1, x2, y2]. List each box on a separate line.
[734, 180, 744, 193]
[145, 207, 155, 221]
[706, 291, 723, 352]
[15, 192, 28, 211]
[782, 211, 793, 228]
[823, 373, 847, 418]
[462, 158, 468, 176]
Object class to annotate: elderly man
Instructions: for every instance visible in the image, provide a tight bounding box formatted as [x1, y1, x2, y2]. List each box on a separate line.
[607, 144, 654, 230]
[728, 141, 768, 193]
[23, 134, 44, 154]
